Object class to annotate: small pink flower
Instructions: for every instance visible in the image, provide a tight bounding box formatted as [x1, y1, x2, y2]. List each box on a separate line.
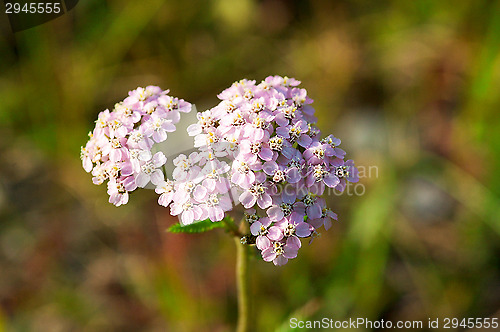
[261, 237, 300, 266]
[202, 193, 233, 222]
[231, 159, 262, 189]
[239, 176, 274, 209]
[276, 120, 312, 148]
[308, 198, 338, 231]
[155, 179, 175, 207]
[127, 127, 153, 150]
[80, 145, 94, 172]
[250, 217, 283, 250]
[262, 160, 301, 184]
[172, 153, 202, 181]
[107, 178, 130, 207]
[333, 159, 359, 192]
[201, 160, 231, 193]
[303, 141, 334, 165]
[101, 137, 128, 163]
[243, 112, 274, 141]
[143, 115, 176, 143]
[170, 200, 205, 225]
[305, 164, 340, 194]
[239, 140, 274, 162]
[135, 152, 167, 187]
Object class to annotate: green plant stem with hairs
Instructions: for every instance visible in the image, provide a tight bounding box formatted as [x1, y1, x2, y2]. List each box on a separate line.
[168, 216, 252, 331]
[228, 215, 252, 332]
[235, 236, 251, 332]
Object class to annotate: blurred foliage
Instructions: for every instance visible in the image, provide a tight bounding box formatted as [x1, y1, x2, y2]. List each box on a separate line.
[1, 0, 500, 331]
[167, 218, 229, 234]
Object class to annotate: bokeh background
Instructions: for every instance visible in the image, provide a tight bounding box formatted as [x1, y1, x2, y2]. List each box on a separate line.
[1, 0, 500, 331]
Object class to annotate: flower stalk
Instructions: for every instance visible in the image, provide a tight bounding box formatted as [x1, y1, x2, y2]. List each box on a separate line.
[235, 236, 251, 332]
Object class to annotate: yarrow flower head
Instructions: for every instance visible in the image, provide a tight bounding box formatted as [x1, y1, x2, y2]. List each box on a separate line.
[81, 77, 359, 268]
[185, 75, 359, 266]
[81, 86, 192, 206]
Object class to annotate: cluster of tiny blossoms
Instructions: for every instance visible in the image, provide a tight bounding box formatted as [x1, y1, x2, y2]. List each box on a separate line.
[155, 152, 233, 225]
[185, 76, 359, 266]
[81, 86, 192, 206]
[81, 77, 359, 267]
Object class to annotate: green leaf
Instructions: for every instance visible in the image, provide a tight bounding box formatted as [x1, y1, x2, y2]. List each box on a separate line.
[167, 218, 227, 234]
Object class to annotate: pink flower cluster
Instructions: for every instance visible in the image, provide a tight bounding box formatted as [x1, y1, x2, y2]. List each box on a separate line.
[81, 77, 359, 267]
[155, 152, 233, 225]
[186, 76, 359, 265]
[80, 86, 192, 206]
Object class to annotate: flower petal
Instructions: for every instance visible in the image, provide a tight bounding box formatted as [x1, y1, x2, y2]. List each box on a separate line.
[256, 236, 271, 250]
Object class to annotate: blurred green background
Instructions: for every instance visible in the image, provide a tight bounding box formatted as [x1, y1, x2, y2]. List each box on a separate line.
[1, 0, 500, 331]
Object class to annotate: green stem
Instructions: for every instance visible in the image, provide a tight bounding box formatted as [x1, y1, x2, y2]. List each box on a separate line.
[235, 237, 251, 332]
[223, 216, 241, 237]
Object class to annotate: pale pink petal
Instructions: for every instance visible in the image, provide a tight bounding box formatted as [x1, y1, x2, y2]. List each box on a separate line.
[296, 223, 312, 237]
[250, 221, 262, 236]
[202, 178, 216, 192]
[181, 210, 194, 225]
[267, 226, 284, 241]
[218, 195, 233, 211]
[307, 204, 322, 220]
[267, 205, 284, 221]
[123, 177, 137, 191]
[273, 255, 288, 266]
[83, 159, 93, 172]
[152, 152, 167, 167]
[158, 192, 174, 207]
[150, 170, 164, 185]
[286, 235, 301, 249]
[262, 161, 278, 176]
[110, 149, 122, 162]
[240, 191, 256, 208]
[287, 168, 301, 183]
[305, 174, 315, 188]
[138, 150, 152, 161]
[169, 203, 183, 216]
[187, 123, 201, 136]
[297, 135, 312, 148]
[153, 130, 167, 143]
[213, 207, 225, 221]
[289, 211, 305, 224]
[308, 218, 323, 229]
[257, 193, 272, 209]
[262, 248, 277, 262]
[162, 121, 176, 132]
[283, 245, 298, 259]
[192, 206, 203, 220]
[324, 218, 332, 230]
[216, 178, 231, 193]
[256, 236, 271, 250]
[259, 148, 273, 161]
[121, 164, 134, 176]
[231, 172, 242, 185]
[323, 173, 340, 188]
[135, 173, 150, 187]
[193, 185, 208, 201]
